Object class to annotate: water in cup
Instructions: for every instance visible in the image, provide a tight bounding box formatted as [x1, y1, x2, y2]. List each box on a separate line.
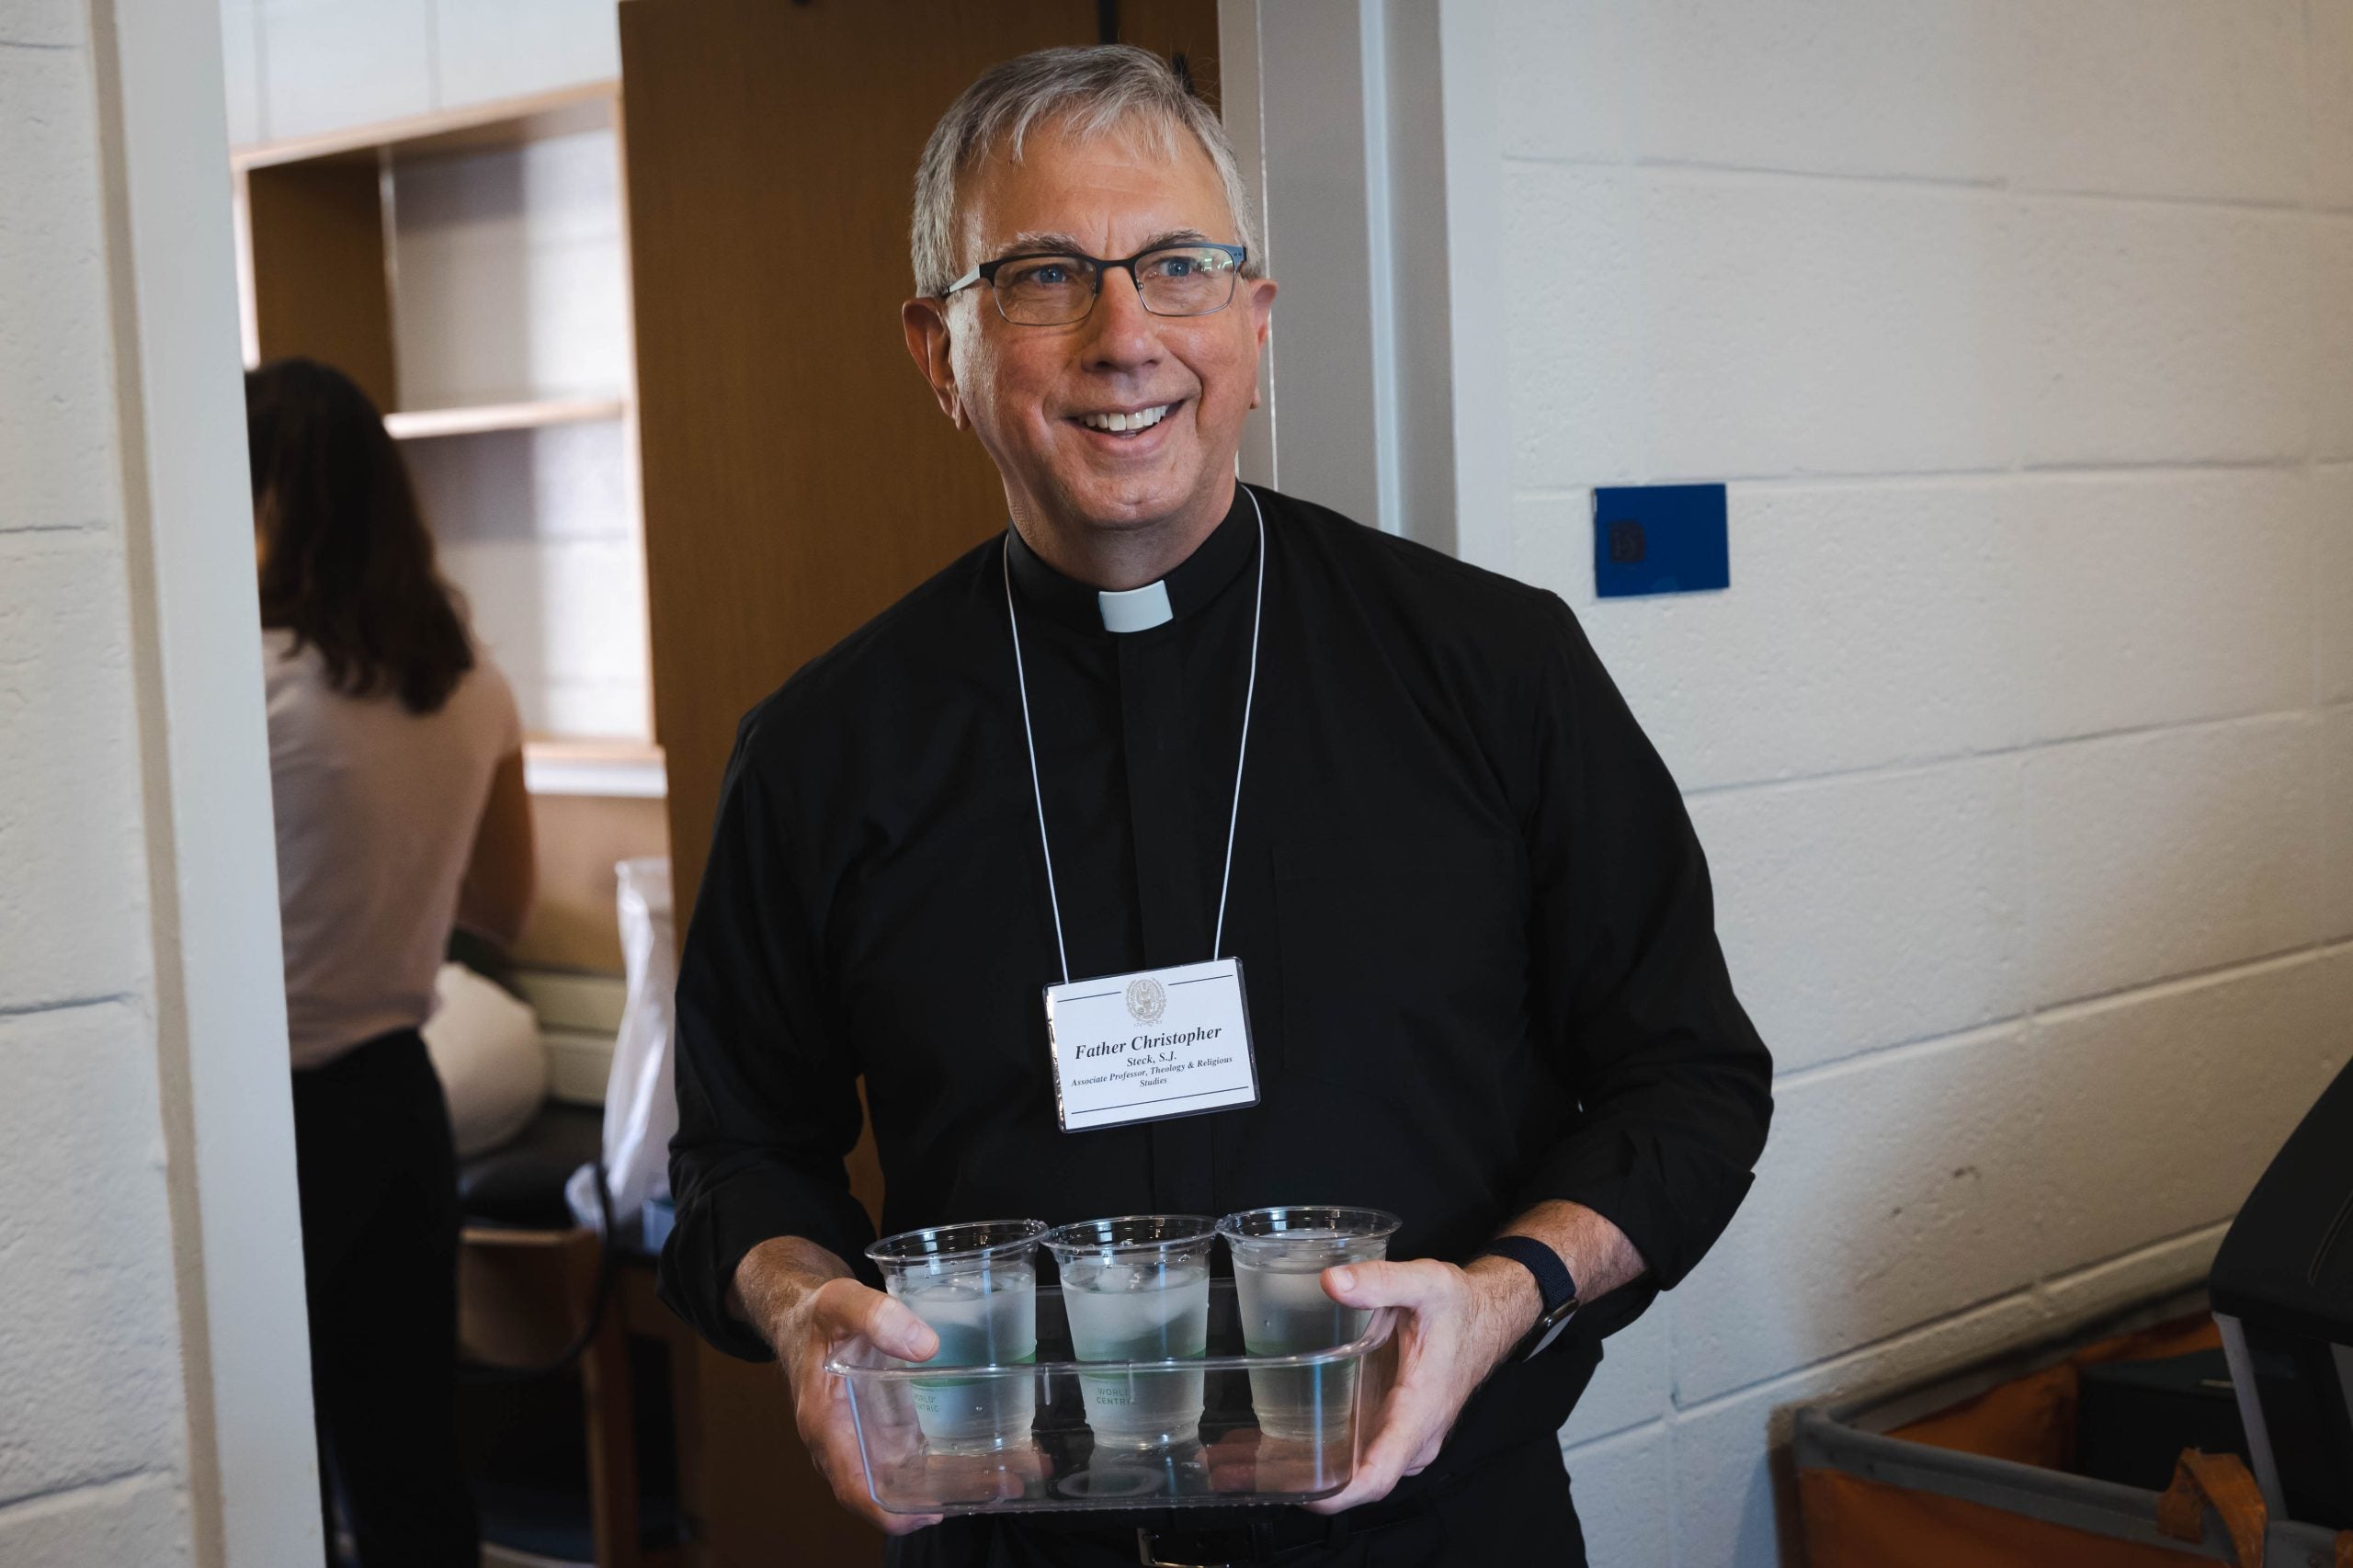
[1044, 1215, 1219, 1451]
[1231, 1244, 1372, 1442]
[888, 1268, 1039, 1451]
[1219, 1207, 1402, 1445]
[867, 1219, 1046, 1455]
[1061, 1256, 1211, 1449]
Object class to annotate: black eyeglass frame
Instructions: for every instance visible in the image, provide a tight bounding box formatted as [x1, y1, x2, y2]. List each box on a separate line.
[941, 242, 1250, 325]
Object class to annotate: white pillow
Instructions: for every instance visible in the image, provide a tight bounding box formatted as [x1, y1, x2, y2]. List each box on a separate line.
[420, 961, 549, 1159]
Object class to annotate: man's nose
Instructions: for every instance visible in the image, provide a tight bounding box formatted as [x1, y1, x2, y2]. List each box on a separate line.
[1077, 265, 1161, 367]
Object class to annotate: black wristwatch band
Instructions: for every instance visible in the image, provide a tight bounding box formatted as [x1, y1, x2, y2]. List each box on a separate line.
[1475, 1235, 1581, 1360]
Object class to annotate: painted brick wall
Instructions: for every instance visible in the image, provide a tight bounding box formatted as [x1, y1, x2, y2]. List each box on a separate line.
[1495, 3, 2353, 1563]
[0, 3, 197, 1560]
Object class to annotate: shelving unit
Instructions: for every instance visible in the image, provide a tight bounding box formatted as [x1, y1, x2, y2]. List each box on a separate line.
[523, 738, 666, 800]
[384, 396, 628, 442]
[233, 83, 628, 418]
[231, 79, 648, 743]
[232, 82, 666, 977]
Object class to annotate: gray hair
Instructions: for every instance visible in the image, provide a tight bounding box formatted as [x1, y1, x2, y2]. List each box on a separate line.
[910, 44, 1263, 299]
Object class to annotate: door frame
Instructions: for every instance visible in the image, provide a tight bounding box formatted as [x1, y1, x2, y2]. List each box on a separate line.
[92, 2, 321, 1563]
[1219, 0, 1509, 569]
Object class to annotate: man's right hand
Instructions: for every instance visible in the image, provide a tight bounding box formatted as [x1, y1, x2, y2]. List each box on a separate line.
[732, 1237, 944, 1535]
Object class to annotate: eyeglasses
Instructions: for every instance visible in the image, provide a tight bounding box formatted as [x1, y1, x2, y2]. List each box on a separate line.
[942, 242, 1248, 326]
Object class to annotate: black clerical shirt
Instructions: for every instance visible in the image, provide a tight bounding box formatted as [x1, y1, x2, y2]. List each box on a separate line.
[660, 483, 1772, 1464]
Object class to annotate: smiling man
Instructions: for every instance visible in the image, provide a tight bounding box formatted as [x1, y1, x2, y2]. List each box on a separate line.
[660, 45, 1772, 1568]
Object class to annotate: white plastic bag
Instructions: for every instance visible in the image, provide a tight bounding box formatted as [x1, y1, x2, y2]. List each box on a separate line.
[573, 856, 678, 1230]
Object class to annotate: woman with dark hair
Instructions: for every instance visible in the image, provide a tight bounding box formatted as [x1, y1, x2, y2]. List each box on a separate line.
[249, 357, 533, 1566]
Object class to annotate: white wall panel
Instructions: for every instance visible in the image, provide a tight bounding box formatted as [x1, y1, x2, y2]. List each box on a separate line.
[1672, 1026, 2044, 1404]
[2031, 954, 2351, 1270]
[2006, 0, 2305, 203]
[1495, 0, 1635, 164]
[0, 0, 81, 45]
[0, 46, 123, 536]
[2323, 708, 2353, 942]
[2026, 716, 2320, 1006]
[1634, 0, 2008, 183]
[259, 0, 433, 140]
[1690, 757, 2028, 1074]
[406, 417, 631, 541]
[218, 0, 263, 146]
[1639, 176, 2016, 480]
[2313, 218, 2353, 462]
[391, 130, 629, 408]
[1558, 1422, 1668, 1567]
[2016, 469, 2311, 742]
[2016, 199, 2309, 467]
[1559, 1301, 1670, 1448]
[431, 525, 646, 737]
[2316, 0, 2353, 211]
[433, 0, 618, 108]
[2318, 465, 2353, 705]
[1503, 166, 1648, 490]
[0, 534, 152, 1018]
[0, 1477, 188, 1567]
[0, 1006, 188, 1504]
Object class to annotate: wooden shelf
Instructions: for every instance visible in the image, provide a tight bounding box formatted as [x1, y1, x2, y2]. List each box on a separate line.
[384, 396, 627, 441]
[523, 739, 665, 800]
[233, 80, 618, 172]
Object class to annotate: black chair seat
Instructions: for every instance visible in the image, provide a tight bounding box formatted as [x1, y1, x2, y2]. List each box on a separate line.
[458, 1102, 603, 1231]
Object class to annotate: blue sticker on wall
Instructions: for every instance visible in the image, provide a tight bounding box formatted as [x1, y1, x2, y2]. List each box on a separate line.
[1592, 483, 1729, 598]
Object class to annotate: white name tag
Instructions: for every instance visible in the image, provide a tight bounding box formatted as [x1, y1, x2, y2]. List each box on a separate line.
[1042, 957, 1260, 1132]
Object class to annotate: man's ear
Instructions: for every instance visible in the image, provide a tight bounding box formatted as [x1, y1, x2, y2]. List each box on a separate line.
[1245, 277, 1278, 412]
[902, 297, 966, 428]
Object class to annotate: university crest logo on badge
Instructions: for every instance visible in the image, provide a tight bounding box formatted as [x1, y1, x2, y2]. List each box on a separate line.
[1124, 975, 1167, 1024]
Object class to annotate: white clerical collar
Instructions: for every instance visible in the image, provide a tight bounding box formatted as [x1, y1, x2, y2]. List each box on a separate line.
[1002, 490, 1257, 633]
[1097, 579, 1174, 633]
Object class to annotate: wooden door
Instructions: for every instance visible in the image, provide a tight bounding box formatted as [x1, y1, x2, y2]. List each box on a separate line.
[623, 0, 1225, 915]
[618, 6, 1218, 1562]
[623, 0, 1088, 916]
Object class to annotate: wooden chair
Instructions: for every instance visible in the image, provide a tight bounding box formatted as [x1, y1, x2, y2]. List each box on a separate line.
[460, 1225, 681, 1568]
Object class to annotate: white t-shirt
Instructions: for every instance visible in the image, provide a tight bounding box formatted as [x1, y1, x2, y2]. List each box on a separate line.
[264, 628, 523, 1069]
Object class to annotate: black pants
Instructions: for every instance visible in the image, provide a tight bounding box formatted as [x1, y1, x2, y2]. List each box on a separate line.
[888, 1437, 1585, 1568]
[291, 1029, 479, 1567]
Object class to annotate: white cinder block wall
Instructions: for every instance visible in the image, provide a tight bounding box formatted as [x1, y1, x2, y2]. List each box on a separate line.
[0, 6, 198, 1562]
[1495, 3, 2353, 1563]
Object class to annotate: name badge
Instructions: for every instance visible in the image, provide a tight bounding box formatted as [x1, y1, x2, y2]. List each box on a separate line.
[1042, 957, 1260, 1132]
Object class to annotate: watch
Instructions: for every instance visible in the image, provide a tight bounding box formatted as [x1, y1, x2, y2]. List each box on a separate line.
[1475, 1235, 1581, 1361]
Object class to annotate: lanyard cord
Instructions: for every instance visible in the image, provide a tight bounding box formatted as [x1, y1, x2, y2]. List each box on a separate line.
[1003, 484, 1267, 986]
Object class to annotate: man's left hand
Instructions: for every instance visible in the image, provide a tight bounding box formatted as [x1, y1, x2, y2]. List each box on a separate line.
[1300, 1255, 1540, 1514]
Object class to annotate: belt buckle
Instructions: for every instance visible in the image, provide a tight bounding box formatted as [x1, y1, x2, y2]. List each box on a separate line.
[1135, 1526, 1239, 1568]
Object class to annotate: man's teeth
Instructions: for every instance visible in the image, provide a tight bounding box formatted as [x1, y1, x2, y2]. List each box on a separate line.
[1080, 404, 1171, 433]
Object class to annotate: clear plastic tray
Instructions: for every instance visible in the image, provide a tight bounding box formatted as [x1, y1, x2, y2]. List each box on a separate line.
[826, 1280, 1396, 1514]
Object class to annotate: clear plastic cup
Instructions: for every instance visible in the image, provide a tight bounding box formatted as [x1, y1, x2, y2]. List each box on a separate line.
[1042, 1214, 1220, 1450]
[1217, 1205, 1403, 1444]
[866, 1219, 1047, 1454]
